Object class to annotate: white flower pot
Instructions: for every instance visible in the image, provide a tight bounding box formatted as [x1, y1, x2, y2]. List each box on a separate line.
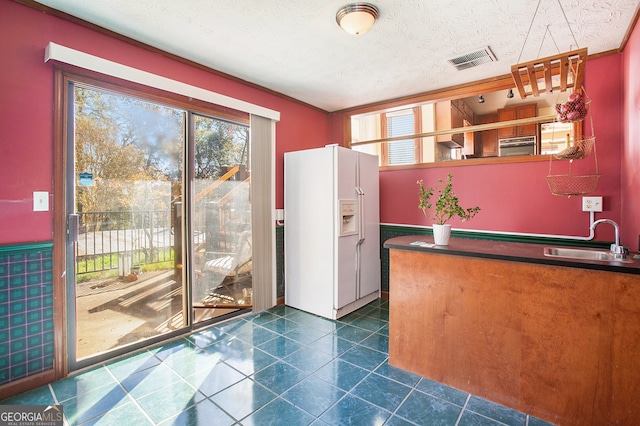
[432, 224, 451, 246]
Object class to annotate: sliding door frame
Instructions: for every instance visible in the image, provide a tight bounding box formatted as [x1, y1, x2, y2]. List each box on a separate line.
[52, 64, 274, 375]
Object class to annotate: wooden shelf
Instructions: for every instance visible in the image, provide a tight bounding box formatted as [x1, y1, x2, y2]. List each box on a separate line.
[511, 48, 587, 98]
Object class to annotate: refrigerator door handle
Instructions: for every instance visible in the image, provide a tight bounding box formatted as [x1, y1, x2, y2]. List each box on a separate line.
[356, 187, 365, 244]
[355, 185, 365, 300]
[355, 244, 361, 299]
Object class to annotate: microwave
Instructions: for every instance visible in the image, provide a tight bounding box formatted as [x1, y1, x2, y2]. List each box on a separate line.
[499, 136, 536, 157]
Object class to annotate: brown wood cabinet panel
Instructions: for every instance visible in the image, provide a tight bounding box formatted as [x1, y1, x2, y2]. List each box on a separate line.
[497, 103, 538, 139]
[388, 248, 640, 426]
[517, 103, 537, 136]
[435, 101, 464, 146]
[436, 99, 475, 150]
[451, 103, 464, 129]
[497, 108, 517, 139]
[462, 130, 475, 157]
[479, 113, 498, 156]
[611, 281, 640, 423]
[463, 102, 475, 122]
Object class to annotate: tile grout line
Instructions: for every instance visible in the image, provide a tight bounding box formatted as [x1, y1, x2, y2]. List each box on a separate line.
[265, 350, 338, 422]
[158, 343, 257, 425]
[245, 325, 342, 423]
[317, 363, 387, 423]
[47, 383, 70, 426]
[222, 312, 342, 422]
[282, 309, 392, 422]
[386, 372, 419, 425]
[454, 393, 471, 426]
[102, 359, 158, 426]
[47, 383, 60, 405]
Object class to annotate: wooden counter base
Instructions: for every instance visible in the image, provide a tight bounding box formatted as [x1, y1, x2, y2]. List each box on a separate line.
[388, 248, 640, 425]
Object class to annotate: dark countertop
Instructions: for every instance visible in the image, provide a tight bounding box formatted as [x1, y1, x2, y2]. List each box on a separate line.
[384, 235, 640, 275]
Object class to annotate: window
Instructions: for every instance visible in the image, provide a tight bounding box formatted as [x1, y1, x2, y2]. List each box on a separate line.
[344, 73, 583, 169]
[540, 121, 576, 155]
[384, 109, 419, 165]
[352, 107, 421, 166]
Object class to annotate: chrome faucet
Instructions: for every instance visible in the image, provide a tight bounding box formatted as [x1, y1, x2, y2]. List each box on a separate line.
[591, 219, 626, 259]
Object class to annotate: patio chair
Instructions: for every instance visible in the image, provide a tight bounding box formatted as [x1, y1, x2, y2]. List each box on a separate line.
[200, 230, 252, 306]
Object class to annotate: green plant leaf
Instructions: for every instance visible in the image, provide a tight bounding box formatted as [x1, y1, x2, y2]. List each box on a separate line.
[417, 174, 480, 225]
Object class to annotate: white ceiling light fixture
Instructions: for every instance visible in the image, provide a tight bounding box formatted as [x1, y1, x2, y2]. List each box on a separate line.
[336, 3, 379, 36]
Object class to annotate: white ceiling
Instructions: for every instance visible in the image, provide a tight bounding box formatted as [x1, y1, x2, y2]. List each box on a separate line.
[35, 0, 639, 112]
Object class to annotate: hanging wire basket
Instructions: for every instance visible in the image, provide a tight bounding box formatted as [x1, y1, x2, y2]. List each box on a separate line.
[555, 92, 590, 123]
[546, 143, 600, 196]
[546, 172, 600, 196]
[546, 102, 599, 196]
[554, 78, 591, 124]
[554, 135, 595, 160]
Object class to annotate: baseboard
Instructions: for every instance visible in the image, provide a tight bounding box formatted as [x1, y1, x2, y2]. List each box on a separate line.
[0, 369, 57, 400]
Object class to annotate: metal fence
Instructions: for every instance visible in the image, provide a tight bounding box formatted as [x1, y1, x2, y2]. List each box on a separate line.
[76, 209, 174, 275]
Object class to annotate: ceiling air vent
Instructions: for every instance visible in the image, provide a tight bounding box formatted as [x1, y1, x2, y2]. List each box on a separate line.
[448, 46, 497, 71]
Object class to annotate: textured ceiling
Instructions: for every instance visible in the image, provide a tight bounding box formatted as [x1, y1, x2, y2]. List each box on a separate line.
[35, 0, 639, 112]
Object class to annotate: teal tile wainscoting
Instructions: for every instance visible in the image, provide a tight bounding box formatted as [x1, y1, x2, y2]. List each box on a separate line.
[0, 243, 55, 387]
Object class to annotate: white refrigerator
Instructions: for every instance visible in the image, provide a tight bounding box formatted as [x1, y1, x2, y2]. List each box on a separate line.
[284, 145, 380, 320]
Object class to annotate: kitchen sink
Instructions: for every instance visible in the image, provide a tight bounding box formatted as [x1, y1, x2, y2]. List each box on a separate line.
[544, 247, 633, 263]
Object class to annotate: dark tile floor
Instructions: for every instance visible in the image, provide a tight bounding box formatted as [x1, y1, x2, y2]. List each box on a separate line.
[1, 299, 555, 425]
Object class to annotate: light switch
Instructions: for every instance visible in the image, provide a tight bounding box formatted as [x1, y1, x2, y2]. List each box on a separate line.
[33, 191, 49, 212]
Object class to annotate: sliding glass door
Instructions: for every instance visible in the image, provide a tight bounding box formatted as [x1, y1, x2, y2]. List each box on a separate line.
[64, 77, 252, 369]
[69, 85, 186, 364]
[191, 114, 252, 323]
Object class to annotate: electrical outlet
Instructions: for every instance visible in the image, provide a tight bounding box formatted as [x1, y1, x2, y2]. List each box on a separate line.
[582, 196, 603, 212]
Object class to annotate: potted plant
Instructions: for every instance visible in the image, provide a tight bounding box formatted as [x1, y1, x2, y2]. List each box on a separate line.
[417, 173, 480, 245]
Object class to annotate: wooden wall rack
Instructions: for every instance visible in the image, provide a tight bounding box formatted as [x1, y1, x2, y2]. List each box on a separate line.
[511, 47, 587, 99]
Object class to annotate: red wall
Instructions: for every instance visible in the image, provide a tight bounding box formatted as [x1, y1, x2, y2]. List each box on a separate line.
[0, 1, 331, 245]
[332, 54, 625, 244]
[622, 19, 640, 250]
[1, 1, 634, 247]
